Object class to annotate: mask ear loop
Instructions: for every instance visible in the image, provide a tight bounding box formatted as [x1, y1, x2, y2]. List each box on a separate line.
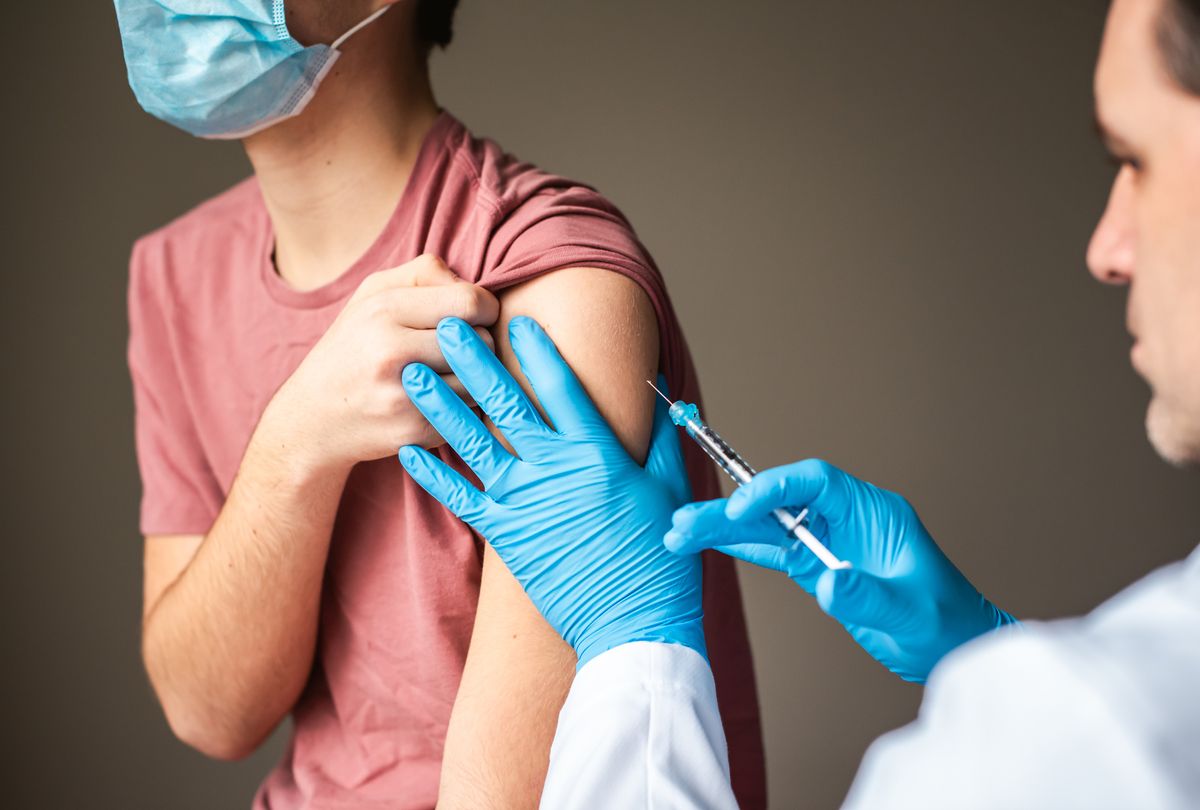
[332, 3, 395, 50]
[210, 2, 399, 141]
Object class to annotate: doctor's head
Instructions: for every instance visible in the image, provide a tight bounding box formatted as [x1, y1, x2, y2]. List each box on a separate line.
[1088, 0, 1200, 466]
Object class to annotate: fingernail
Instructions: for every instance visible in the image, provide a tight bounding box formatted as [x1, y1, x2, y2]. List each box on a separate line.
[725, 495, 746, 519]
[397, 446, 419, 468]
[508, 316, 538, 343]
[670, 507, 692, 529]
[815, 569, 837, 612]
[401, 363, 430, 389]
[663, 530, 682, 551]
[437, 317, 469, 342]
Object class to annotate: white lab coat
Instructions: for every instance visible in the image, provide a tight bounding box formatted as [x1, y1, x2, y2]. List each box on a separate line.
[541, 545, 1200, 809]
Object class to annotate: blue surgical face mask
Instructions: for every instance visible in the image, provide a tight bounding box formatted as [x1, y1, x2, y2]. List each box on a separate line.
[114, 0, 393, 139]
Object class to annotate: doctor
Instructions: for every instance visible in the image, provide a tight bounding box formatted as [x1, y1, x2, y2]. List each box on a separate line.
[399, 0, 1200, 806]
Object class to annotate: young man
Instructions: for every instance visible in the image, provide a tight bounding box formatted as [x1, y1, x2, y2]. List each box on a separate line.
[116, 0, 765, 806]
[401, 0, 1200, 806]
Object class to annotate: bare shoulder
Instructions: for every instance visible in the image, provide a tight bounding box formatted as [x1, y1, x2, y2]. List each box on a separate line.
[499, 267, 654, 333]
[495, 267, 660, 460]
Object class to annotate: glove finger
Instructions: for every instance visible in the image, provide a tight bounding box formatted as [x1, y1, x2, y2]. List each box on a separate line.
[398, 445, 493, 528]
[777, 540, 828, 595]
[816, 567, 921, 635]
[644, 381, 692, 505]
[712, 542, 797, 574]
[436, 317, 553, 456]
[507, 316, 610, 437]
[665, 507, 827, 592]
[661, 527, 793, 576]
[401, 363, 515, 488]
[726, 458, 848, 522]
[668, 500, 781, 552]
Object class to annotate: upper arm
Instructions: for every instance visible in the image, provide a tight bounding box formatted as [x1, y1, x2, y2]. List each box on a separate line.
[129, 238, 223, 538]
[436, 267, 661, 808]
[492, 267, 660, 460]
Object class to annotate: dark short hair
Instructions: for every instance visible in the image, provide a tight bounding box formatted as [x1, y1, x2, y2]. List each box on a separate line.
[1158, 0, 1200, 94]
[416, 0, 460, 49]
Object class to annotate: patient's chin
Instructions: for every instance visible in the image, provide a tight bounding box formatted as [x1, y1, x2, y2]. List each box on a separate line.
[1146, 397, 1200, 469]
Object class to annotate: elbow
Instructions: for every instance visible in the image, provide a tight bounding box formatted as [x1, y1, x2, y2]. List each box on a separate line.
[146, 658, 276, 761]
[161, 701, 265, 761]
[140, 620, 296, 761]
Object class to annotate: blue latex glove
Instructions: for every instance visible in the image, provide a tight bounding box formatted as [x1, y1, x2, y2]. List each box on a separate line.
[665, 459, 1017, 682]
[398, 316, 704, 669]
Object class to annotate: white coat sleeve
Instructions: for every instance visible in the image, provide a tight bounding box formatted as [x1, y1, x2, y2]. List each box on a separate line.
[539, 641, 739, 810]
[843, 548, 1200, 810]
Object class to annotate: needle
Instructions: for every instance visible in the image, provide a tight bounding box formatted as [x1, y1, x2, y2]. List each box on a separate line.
[644, 379, 850, 570]
[646, 379, 672, 405]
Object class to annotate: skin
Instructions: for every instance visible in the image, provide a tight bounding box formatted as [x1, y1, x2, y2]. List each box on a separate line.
[1088, 0, 1200, 466]
[142, 255, 499, 757]
[138, 1, 661, 805]
[437, 269, 660, 807]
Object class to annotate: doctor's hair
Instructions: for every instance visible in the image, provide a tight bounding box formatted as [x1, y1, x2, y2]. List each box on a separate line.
[416, 0, 460, 49]
[1159, 0, 1200, 94]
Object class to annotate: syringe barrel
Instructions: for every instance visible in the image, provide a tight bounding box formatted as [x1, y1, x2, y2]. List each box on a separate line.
[679, 410, 847, 570]
[684, 417, 811, 532]
[683, 418, 757, 486]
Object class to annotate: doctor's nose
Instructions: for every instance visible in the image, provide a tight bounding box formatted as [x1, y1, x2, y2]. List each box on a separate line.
[1087, 166, 1136, 286]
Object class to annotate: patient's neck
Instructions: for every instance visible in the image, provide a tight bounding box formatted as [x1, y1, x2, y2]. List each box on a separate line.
[243, 13, 439, 292]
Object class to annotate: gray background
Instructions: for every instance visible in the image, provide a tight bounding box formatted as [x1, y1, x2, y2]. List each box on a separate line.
[4, 1, 1196, 807]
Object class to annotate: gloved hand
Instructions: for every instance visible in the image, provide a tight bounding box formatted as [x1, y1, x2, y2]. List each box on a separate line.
[665, 459, 1017, 682]
[398, 316, 704, 669]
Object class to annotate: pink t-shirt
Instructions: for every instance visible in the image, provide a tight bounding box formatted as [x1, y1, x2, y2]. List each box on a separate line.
[128, 112, 765, 808]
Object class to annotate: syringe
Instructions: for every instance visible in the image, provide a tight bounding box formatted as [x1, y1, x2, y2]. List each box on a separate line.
[648, 381, 850, 571]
